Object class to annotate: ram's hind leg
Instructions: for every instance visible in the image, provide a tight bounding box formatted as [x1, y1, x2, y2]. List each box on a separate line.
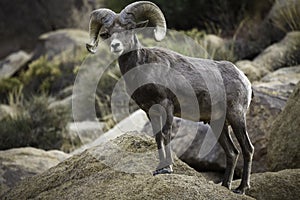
[149, 99, 174, 176]
[229, 114, 254, 194]
[218, 123, 239, 190]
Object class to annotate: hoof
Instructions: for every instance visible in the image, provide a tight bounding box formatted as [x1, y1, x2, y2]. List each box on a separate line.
[221, 183, 231, 190]
[152, 167, 173, 176]
[232, 187, 246, 195]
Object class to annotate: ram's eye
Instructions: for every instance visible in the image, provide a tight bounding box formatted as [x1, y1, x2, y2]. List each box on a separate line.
[100, 32, 110, 39]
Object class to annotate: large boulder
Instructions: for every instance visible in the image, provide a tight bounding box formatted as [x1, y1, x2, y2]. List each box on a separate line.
[233, 169, 300, 200]
[2, 132, 253, 200]
[267, 81, 300, 171]
[244, 86, 286, 173]
[66, 121, 106, 145]
[0, 147, 70, 196]
[0, 0, 93, 59]
[72, 109, 149, 155]
[0, 51, 31, 80]
[235, 32, 300, 82]
[253, 32, 300, 71]
[32, 29, 89, 60]
[260, 66, 300, 83]
[254, 66, 300, 98]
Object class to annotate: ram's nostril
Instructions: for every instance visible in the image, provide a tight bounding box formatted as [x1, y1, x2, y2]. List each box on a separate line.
[111, 43, 120, 49]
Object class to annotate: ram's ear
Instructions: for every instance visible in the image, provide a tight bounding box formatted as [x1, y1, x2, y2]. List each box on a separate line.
[135, 20, 149, 29]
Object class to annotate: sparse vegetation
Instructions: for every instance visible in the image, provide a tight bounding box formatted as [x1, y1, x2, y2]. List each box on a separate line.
[23, 47, 87, 96]
[272, 0, 300, 32]
[0, 78, 23, 103]
[0, 93, 80, 152]
[22, 56, 61, 94]
[184, 29, 237, 61]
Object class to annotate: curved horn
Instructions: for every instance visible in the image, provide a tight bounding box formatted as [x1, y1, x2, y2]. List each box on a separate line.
[120, 1, 166, 41]
[86, 9, 116, 54]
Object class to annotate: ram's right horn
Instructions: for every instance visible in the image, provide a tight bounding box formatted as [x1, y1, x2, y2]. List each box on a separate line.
[86, 8, 116, 54]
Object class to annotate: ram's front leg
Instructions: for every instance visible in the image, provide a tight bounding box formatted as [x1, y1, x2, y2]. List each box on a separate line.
[149, 99, 174, 176]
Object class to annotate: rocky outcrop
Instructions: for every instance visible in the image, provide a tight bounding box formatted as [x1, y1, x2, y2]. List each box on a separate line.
[0, 0, 93, 59]
[0, 147, 70, 196]
[253, 32, 300, 71]
[233, 169, 300, 200]
[236, 32, 300, 82]
[268, 81, 300, 171]
[244, 86, 286, 173]
[72, 109, 149, 154]
[66, 121, 106, 145]
[0, 51, 31, 80]
[2, 133, 253, 200]
[32, 29, 89, 60]
[254, 66, 300, 98]
[261, 66, 300, 83]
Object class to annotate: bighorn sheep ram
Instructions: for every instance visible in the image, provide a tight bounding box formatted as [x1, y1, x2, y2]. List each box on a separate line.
[86, 1, 254, 194]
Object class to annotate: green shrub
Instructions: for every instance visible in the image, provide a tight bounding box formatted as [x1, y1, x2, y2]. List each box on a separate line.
[0, 47, 87, 103]
[22, 56, 61, 94]
[50, 47, 88, 95]
[21, 47, 87, 97]
[0, 114, 32, 150]
[0, 94, 79, 151]
[0, 78, 23, 103]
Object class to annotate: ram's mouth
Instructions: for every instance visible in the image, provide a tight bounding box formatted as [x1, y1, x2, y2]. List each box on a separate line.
[111, 49, 124, 55]
[113, 49, 122, 53]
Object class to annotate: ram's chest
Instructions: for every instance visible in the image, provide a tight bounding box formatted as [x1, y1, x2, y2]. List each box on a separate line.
[128, 83, 168, 111]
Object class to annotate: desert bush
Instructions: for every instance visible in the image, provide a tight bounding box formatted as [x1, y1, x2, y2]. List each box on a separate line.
[272, 0, 300, 32]
[22, 56, 61, 94]
[0, 47, 87, 103]
[21, 47, 87, 97]
[0, 78, 23, 103]
[0, 114, 32, 150]
[0, 94, 80, 151]
[50, 47, 88, 95]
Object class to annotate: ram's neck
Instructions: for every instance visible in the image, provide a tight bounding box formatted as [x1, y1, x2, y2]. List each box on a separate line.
[118, 35, 143, 75]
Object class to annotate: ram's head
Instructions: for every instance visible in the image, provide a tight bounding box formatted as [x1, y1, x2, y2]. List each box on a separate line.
[86, 1, 166, 55]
